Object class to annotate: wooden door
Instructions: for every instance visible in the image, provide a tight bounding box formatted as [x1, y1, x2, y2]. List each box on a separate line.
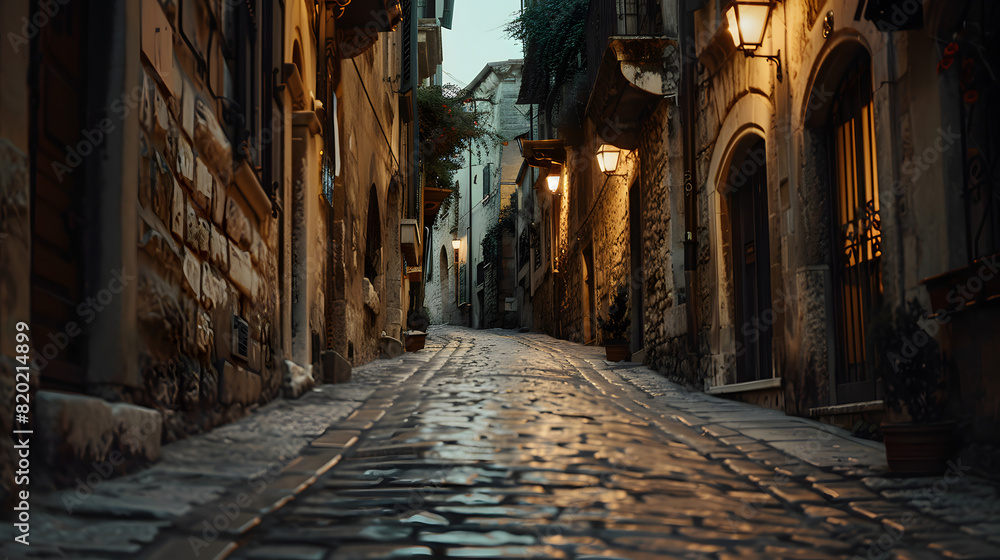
[30, 0, 90, 391]
[730, 139, 773, 383]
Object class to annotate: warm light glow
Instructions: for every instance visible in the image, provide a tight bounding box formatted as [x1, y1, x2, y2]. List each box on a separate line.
[547, 173, 560, 193]
[726, 6, 740, 48]
[596, 144, 622, 175]
[452, 239, 461, 250]
[726, 1, 773, 50]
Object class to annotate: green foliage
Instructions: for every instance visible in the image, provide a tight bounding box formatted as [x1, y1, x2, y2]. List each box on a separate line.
[416, 85, 499, 194]
[481, 202, 517, 265]
[597, 284, 631, 344]
[505, 0, 589, 118]
[869, 301, 949, 425]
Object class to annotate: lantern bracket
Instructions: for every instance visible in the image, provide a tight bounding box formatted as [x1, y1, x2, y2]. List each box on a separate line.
[743, 48, 782, 82]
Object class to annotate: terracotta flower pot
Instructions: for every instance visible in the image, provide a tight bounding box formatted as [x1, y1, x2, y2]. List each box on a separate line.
[882, 421, 956, 475]
[604, 343, 630, 362]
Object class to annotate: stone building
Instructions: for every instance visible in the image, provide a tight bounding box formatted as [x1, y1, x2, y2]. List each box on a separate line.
[425, 60, 529, 328]
[520, 0, 1000, 456]
[0, 0, 416, 505]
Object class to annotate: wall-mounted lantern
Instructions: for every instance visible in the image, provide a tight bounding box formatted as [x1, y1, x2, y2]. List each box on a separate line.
[546, 165, 561, 194]
[596, 144, 624, 176]
[726, 0, 783, 82]
[452, 237, 461, 263]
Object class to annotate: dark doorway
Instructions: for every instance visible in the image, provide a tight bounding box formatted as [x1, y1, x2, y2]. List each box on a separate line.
[476, 290, 485, 329]
[729, 138, 773, 383]
[629, 179, 644, 354]
[582, 244, 597, 344]
[29, 0, 92, 391]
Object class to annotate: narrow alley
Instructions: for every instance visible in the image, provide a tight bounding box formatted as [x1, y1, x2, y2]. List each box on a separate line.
[8, 328, 996, 559]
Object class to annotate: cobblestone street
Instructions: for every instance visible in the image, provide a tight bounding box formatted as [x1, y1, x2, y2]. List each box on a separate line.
[6, 327, 1000, 559]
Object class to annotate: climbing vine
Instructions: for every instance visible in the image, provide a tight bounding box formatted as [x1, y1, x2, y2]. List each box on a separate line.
[416, 84, 500, 221]
[481, 197, 517, 265]
[505, 0, 589, 122]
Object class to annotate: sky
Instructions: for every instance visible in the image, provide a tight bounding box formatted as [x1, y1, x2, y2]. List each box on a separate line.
[441, 0, 524, 89]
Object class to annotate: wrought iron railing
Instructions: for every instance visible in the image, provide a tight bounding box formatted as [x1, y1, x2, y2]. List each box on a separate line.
[586, 0, 665, 88]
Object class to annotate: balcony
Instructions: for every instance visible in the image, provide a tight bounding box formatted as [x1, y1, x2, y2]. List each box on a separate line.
[417, 21, 443, 82]
[586, 0, 667, 88]
[334, 0, 403, 58]
[584, 0, 679, 149]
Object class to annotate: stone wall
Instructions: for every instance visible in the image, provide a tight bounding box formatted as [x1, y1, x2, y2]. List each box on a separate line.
[331, 36, 402, 363]
[555, 127, 637, 347]
[135, 0, 281, 442]
[426, 203, 462, 326]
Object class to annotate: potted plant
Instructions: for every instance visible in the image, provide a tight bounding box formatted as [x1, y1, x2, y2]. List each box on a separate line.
[596, 284, 631, 362]
[404, 307, 430, 352]
[870, 301, 954, 475]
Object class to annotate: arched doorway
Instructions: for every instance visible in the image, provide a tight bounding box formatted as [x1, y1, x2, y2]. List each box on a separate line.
[725, 137, 773, 383]
[365, 185, 382, 282]
[364, 184, 383, 341]
[581, 244, 597, 344]
[439, 246, 450, 309]
[804, 43, 883, 404]
[828, 49, 882, 403]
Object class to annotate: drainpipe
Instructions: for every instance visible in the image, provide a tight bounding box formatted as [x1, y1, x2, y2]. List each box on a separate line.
[680, 0, 699, 353]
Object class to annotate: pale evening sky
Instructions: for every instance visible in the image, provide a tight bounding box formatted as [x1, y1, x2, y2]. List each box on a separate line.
[441, 0, 524, 89]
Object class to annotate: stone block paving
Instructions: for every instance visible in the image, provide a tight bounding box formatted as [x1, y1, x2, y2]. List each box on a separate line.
[0, 339, 450, 560]
[6, 327, 1000, 559]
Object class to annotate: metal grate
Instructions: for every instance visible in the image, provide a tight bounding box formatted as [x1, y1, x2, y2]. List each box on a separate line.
[830, 52, 882, 404]
[400, 0, 415, 93]
[587, 0, 665, 90]
[232, 315, 250, 361]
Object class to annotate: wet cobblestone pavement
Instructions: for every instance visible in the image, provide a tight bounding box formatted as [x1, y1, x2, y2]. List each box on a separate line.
[6, 327, 1000, 559]
[230, 328, 997, 560]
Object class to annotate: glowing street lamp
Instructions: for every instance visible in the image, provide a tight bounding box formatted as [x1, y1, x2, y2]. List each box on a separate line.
[546, 175, 560, 193]
[596, 144, 623, 176]
[726, 0, 783, 82]
[546, 167, 561, 193]
[452, 237, 461, 263]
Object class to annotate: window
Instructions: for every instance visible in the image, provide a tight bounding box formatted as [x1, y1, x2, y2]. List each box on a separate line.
[483, 165, 489, 199]
[945, 1, 1000, 262]
[417, 0, 436, 18]
[222, 0, 259, 167]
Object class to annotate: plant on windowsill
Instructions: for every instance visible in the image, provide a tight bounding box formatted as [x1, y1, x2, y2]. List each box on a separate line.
[869, 300, 955, 475]
[596, 284, 631, 362]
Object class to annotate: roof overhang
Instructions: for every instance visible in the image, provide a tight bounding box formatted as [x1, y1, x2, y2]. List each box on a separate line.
[585, 37, 680, 150]
[517, 138, 567, 169]
[422, 185, 452, 224]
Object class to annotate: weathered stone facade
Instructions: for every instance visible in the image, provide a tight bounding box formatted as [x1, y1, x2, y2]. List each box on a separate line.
[520, 0, 1000, 453]
[0, 0, 410, 506]
[425, 61, 528, 329]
